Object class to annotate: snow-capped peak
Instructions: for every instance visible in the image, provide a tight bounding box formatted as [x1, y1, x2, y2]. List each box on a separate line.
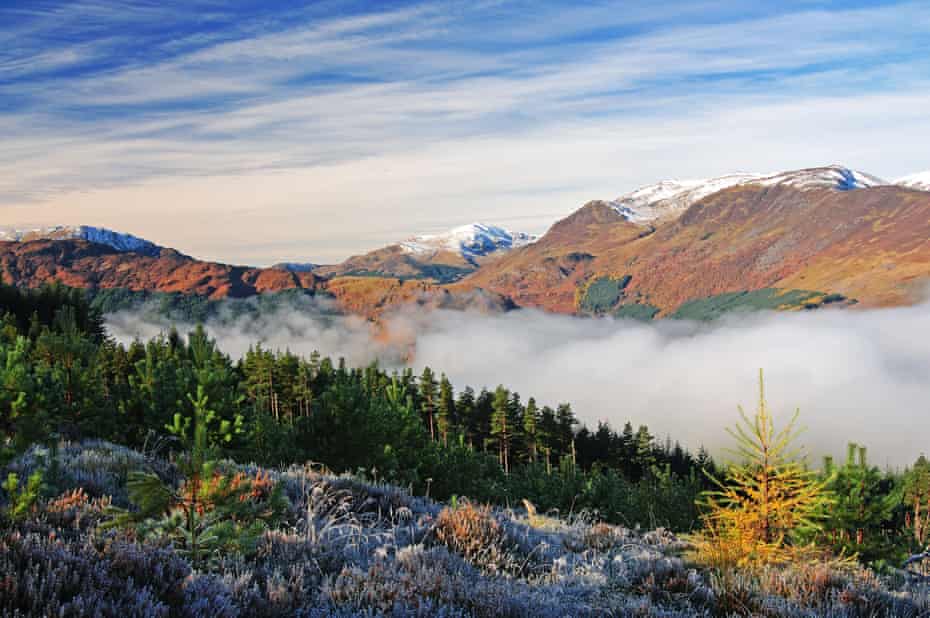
[399, 223, 536, 263]
[895, 171, 930, 192]
[610, 165, 886, 223]
[752, 165, 885, 191]
[0, 225, 162, 256]
[609, 173, 762, 223]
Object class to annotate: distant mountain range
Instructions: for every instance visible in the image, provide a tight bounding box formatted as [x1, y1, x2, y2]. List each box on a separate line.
[0, 225, 164, 257]
[2, 164, 930, 320]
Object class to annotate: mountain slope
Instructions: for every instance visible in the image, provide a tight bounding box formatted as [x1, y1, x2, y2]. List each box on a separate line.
[0, 238, 322, 299]
[314, 222, 535, 282]
[0, 238, 513, 317]
[458, 168, 930, 316]
[0, 225, 164, 257]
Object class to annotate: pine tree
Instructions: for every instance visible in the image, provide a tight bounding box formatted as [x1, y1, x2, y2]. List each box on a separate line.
[904, 455, 930, 548]
[108, 386, 281, 567]
[537, 405, 558, 473]
[693, 370, 830, 569]
[508, 391, 525, 461]
[818, 443, 900, 562]
[437, 373, 455, 446]
[523, 397, 539, 463]
[419, 367, 438, 441]
[455, 386, 477, 449]
[474, 388, 494, 452]
[634, 425, 656, 479]
[490, 385, 512, 473]
[556, 403, 576, 459]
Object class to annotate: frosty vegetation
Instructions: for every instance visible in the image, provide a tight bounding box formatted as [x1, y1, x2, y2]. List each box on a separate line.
[4, 440, 930, 617]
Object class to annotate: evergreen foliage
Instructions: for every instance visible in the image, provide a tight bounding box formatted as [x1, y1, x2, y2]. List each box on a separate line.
[816, 443, 902, 563]
[1, 470, 43, 522]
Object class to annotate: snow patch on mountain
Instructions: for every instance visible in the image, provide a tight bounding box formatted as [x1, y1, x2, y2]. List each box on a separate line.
[896, 171, 930, 191]
[611, 165, 887, 223]
[399, 223, 536, 263]
[609, 173, 762, 223]
[754, 165, 885, 191]
[0, 225, 162, 256]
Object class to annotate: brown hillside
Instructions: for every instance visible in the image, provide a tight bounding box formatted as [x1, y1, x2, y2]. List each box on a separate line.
[458, 185, 930, 315]
[0, 239, 322, 299]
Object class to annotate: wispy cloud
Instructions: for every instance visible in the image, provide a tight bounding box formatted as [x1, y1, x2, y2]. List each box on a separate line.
[1, 1, 928, 263]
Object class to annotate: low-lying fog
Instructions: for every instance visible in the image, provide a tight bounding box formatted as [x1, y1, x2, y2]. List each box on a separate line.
[106, 299, 930, 468]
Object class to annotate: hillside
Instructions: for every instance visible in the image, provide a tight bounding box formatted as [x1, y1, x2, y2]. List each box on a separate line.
[0, 238, 512, 318]
[0, 238, 323, 299]
[458, 169, 930, 317]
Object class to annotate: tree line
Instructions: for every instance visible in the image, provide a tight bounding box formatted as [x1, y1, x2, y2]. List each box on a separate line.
[0, 282, 710, 530]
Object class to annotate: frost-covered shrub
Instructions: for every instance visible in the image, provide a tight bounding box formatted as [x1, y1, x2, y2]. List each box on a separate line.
[709, 559, 930, 617]
[4, 440, 929, 618]
[432, 501, 514, 574]
[0, 531, 189, 616]
[7, 440, 175, 506]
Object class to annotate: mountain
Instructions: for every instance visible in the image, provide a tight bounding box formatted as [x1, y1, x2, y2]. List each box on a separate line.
[399, 223, 536, 263]
[609, 165, 885, 223]
[314, 222, 535, 282]
[0, 225, 164, 257]
[457, 165, 930, 318]
[0, 236, 513, 318]
[0, 238, 323, 299]
[4, 165, 930, 321]
[896, 171, 930, 191]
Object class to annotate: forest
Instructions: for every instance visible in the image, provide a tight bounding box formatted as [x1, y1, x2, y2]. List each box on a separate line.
[2, 282, 930, 616]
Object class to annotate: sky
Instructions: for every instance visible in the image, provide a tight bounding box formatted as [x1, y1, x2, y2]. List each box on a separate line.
[2, 0, 929, 265]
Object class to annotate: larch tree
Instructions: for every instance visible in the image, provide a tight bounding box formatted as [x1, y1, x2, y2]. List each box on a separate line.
[693, 370, 830, 569]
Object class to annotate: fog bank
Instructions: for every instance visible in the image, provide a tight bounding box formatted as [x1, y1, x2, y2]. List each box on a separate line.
[106, 300, 930, 468]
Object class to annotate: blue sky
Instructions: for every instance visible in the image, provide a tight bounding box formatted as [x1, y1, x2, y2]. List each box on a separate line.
[2, 0, 929, 264]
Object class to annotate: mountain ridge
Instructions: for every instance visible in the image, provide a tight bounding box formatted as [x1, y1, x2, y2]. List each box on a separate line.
[4, 164, 930, 320]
